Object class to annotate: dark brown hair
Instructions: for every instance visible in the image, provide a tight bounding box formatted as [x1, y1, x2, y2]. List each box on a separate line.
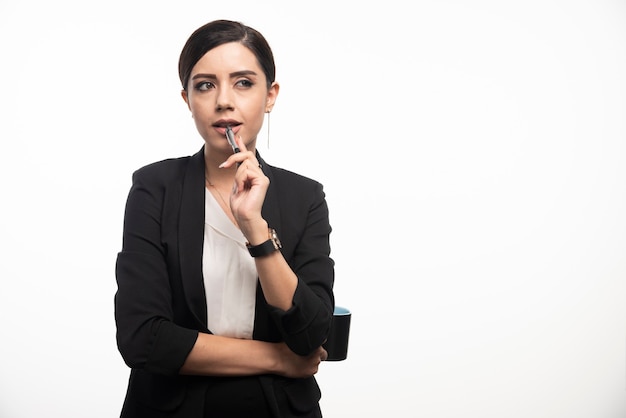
[178, 19, 276, 92]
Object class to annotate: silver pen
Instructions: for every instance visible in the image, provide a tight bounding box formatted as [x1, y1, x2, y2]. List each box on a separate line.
[225, 126, 240, 154]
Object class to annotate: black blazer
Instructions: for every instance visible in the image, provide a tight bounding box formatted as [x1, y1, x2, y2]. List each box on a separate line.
[115, 147, 335, 417]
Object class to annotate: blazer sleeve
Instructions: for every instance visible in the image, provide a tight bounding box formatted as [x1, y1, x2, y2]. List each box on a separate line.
[114, 163, 198, 376]
[267, 175, 335, 356]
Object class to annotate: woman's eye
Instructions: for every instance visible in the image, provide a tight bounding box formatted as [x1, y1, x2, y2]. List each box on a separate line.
[236, 79, 254, 88]
[195, 81, 213, 91]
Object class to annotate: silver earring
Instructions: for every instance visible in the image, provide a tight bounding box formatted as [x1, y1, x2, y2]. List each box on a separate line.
[266, 111, 271, 149]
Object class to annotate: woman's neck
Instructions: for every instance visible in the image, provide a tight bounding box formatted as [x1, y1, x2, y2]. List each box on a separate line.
[204, 149, 235, 185]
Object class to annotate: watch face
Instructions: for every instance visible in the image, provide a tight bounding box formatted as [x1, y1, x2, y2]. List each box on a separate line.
[271, 229, 282, 249]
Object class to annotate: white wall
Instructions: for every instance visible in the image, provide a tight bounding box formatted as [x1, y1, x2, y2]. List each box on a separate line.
[1, 1, 625, 417]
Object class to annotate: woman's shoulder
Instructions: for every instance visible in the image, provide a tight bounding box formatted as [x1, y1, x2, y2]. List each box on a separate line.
[134, 155, 191, 177]
[267, 164, 322, 190]
[265, 164, 326, 205]
[131, 149, 201, 185]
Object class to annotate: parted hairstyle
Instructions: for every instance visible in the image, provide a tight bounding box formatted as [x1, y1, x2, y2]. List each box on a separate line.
[178, 19, 276, 92]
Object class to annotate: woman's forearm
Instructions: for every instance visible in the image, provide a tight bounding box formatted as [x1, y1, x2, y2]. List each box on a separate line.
[254, 250, 298, 310]
[179, 332, 326, 378]
[239, 219, 298, 311]
[179, 333, 280, 376]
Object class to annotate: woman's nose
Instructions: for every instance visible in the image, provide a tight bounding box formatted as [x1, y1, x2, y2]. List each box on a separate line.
[215, 88, 234, 111]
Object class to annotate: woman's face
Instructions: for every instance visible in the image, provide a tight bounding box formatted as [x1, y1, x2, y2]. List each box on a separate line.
[182, 42, 278, 154]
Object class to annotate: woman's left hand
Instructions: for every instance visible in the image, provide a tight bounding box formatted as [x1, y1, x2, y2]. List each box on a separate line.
[219, 136, 269, 235]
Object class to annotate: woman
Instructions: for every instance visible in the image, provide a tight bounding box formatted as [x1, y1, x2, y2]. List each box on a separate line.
[115, 19, 335, 417]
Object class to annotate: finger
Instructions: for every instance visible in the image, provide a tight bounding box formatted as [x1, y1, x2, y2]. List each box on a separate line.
[218, 136, 248, 168]
[227, 156, 262, 174]
[236, 135, 248, 152]
[218, 152, 250, 169]
[234, 136, 263, 170]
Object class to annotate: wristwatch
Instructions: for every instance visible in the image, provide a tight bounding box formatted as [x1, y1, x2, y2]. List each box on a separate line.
[247, 228, 282, 257]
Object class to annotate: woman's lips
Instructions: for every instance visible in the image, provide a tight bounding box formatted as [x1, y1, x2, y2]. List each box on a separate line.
[213, 121, 240, 135]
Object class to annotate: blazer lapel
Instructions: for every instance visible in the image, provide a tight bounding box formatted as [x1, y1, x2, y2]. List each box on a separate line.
[258, 153, 282, 232]
[178, 147, 208, 328]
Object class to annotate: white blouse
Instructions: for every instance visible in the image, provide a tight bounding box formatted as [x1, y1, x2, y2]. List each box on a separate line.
[202, 188, 258, 339]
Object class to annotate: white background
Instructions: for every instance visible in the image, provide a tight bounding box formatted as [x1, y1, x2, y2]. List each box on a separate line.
[1, 0, 625, 417]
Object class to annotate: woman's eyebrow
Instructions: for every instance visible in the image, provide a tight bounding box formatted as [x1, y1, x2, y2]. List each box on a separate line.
[191, 70, 258, 81]
[230, 70, 258, 78]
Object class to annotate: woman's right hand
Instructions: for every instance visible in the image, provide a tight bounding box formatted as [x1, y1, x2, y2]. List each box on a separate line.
[275, 343, 328, 378]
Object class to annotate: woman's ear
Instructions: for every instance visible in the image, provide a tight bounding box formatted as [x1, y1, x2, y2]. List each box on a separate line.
[181, 89, 191, 111]
[265, 82, 280, 113]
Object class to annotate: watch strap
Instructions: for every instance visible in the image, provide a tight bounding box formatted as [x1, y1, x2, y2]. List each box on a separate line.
[247, 239, 278, 257]
[246, 228, 282, 257]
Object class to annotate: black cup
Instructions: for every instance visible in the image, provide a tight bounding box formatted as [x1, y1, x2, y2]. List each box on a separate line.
[323, 306, 351, 361]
